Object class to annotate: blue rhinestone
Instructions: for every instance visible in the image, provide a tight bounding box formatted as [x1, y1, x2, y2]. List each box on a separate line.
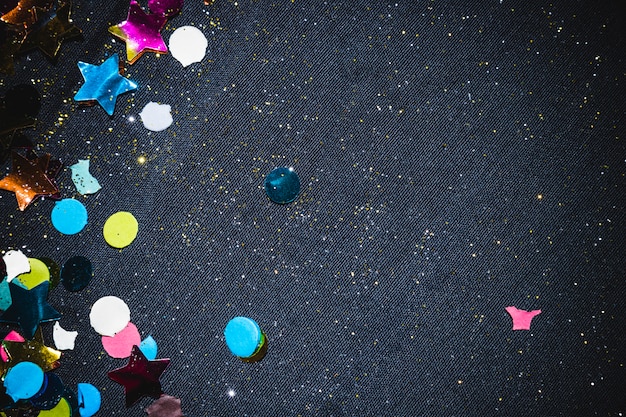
[263, 167, 300, 204]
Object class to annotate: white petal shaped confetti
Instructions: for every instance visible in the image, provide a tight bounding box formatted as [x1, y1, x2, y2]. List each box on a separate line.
[3, 250, 30, 282]
[139, 102, 173, 132]
[69, 159, 101, 195]
[169, 26, 208, 67]
[89, 296, 131, 336]
[53, 321, 79, 350]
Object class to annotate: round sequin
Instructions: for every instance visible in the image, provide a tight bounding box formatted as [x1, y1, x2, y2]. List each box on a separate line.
[36, 397, 71, 417]
[224, 316, 263, 358]
[30, 372, 65, 410]
[77, 383, 101, 417]
[103, 211, 138, 249]
[3, 361, 44, 401]
[169, 26, 208, 67]
[263, 167, 300, 204]
[40, 257, 61, 290]
[16, 258, 50, 289]
[60, 256, 92, 292]
[51, 199, 88, 235]
[89, 296, 131, 336]
[101, 322, 141, 358]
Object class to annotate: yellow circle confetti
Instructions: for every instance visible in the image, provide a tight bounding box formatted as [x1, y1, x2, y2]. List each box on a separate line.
[37, 397, 70, 416]
[16, 258, 50, 289]
[103, 211, 138, 249]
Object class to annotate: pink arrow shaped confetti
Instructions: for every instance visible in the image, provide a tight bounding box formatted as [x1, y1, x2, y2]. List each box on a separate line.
[505, 306, 542, 330]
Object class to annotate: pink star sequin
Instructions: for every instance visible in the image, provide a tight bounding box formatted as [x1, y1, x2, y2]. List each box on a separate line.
[109, 0, 167, 64]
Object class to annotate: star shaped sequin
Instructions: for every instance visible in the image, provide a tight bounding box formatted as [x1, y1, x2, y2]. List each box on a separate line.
[0, 151, 59, 211]
[73, 53, 138, 116]
[108, 345, 170, 407]
[0, 0, 53, 29]
[3, 329, 61, 372]
[108, 0, 167, 64]
[19, 2, 82, 59]
[0, 20, 27, 74]
[0, 281, 61, 340]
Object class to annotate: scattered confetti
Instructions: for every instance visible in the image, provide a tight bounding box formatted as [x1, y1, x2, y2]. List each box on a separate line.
[139, 102, 173, 132]
[505, 306, 542, 330]
[147, 0, 183, 17]
[30, 372, 65, 410]
[53, 321, 78, 351]
[3, 328, 61, 371]
[0, 277, 12, 311]
[0, 330, 25, 362]
[109, 0, 168, 65]
[0, 280, 61, 339]
[3, 361, 44, 401]
[108, 345, 170, 407]
[139, 335, 158, 360]
[2, 249, 30, 281]
[263, 167, 300, 204]
[145, 394, 184, 417]
[73, 54, 138, 116]
[224, 316, 267, 362]
[103, 211, 139, 249]
[40, 256, 61, 290]
[89, 295, 131, 336]
[37, 396, 72, 416]
[18, 2, 82, 59]
[69, 159, 101, 195]
[60, 255, 92, 292]
[77, 383, 102, 417]
[15, 257, 50, 289]
[102, 322, 141, 359]
[168, 25, 207, 67]
[0, 151, 59, 211]
[51, 198, 88, 235]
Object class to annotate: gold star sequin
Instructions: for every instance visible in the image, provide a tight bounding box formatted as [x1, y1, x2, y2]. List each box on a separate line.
[2, 328, 61, 372]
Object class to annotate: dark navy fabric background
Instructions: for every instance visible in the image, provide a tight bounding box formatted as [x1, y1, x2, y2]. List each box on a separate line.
[1, 0, 625, 416]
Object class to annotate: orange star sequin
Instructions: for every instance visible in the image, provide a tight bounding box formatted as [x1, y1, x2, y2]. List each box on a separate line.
[0, 151, 59, 211]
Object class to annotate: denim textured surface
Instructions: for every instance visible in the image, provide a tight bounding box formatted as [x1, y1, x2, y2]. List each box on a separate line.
[1, 0, 624, 415]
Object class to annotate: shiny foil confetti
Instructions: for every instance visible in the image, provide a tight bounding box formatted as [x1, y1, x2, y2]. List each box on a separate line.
[0, 151, 60, 211]
[108, 0, 168, 64]
[73, 53, 138, 116]
[0, 281, 61, 339]
[107, 345, 170, 407]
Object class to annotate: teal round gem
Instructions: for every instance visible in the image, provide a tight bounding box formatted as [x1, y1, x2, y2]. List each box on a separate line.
[264, 167, 300, 204]
[224, 316, 262, 358]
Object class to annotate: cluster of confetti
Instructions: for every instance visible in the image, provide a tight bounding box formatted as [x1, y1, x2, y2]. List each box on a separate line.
[0, 249, 100, 416]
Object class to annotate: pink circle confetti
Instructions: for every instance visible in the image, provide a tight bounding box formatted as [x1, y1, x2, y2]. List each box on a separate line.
[101, 322, 141, 358]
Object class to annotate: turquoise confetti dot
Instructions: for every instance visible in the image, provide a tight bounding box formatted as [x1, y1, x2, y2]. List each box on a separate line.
[51, 199, 88, 235]
[77, 383, 101, 417]
[224, 316, 262, 358]
[139, 335, 158, 360]
[263, 167, 300, 204]
[4, 361, 44, 401]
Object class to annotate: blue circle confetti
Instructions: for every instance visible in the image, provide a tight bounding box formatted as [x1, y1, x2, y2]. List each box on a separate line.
[263, 167, 300, 204]
[3, 361, 45, 401]
[224, 316, 262, 358]
[51, 199, 88, 235]
[61, 256, 93, 292]
[77, 383, 102, 417]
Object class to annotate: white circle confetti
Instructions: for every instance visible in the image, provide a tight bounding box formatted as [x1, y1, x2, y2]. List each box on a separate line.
[169, 26, 208, 67]
[139, 102, 173, 132]
[89, 296, 131, 336]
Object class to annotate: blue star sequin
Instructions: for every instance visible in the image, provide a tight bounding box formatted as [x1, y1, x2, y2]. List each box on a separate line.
[73, 54, 138, 116]
[0, 281, 61, 340]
